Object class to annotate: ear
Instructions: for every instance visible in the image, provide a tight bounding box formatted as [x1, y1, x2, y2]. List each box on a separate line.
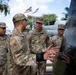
[20, 20, 23, 25]
[41, 24, 43, 26]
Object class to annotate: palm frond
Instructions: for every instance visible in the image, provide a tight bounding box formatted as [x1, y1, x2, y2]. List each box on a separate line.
[0, 1, 10, 16]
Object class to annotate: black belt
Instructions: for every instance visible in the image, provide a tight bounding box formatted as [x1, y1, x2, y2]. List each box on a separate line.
[31, 52, 36, 54]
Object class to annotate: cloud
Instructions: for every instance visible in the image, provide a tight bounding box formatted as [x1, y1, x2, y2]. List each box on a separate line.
[68, 0, 71, 2]
[34, 0, 54, 3]
[56, 0, 65, 3]
[56, 0, 71, 3]
[0, 0, 70, 31]
[8, 0, 55, 16]
[16, 0, 23, 3]
[6, 18, 13, 31]
[9, 0, 26, 14]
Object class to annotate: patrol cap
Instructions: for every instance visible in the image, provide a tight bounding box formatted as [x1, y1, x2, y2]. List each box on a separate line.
[13, 13, 27, 23]
[0, 22, 7, 28]
[58, 24, 65, 30]
[36, 17, 43, 24]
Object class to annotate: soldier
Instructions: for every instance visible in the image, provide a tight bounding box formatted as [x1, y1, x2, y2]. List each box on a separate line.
[27, 17, 52, 75]
[52, 24, 66, 49]
[0, 22, 8, 75]
[50, 0, 76, 75]
[51, 24, 66, 75]
[7, 13, 59, 75]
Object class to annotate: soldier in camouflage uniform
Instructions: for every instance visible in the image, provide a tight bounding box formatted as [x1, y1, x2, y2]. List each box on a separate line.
[7, 13, 58, 75]
[27, 17, 52, 75]
[51, 24, 66, 75]
[0, 22, 8, 75]
[52, 24, 66, 48]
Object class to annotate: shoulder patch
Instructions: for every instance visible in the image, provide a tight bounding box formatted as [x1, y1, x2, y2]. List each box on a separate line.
[10, 39, 16, 46]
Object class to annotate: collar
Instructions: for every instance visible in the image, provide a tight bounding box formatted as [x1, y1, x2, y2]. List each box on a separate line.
[13, 28, 24, 37]
[33, 28, 44, 35]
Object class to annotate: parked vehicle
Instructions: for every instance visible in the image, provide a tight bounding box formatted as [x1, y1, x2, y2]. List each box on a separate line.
[43, 20, 67, 37]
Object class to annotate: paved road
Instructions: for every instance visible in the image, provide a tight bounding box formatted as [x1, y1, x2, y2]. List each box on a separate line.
[46, 60, 53, 75]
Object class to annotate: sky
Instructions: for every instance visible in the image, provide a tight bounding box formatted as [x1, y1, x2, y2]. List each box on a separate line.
[0, 0, 71, 31]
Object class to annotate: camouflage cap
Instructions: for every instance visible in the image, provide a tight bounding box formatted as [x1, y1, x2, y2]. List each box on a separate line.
[36, 17, 44, 24]
[13, 13, 27, 23]
[58, 24, 65, 30]
[0, 22, 7, 28]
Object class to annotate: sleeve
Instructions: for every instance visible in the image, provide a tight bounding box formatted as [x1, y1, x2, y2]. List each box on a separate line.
[36, 52, 46, 62]
[9, 36, 30, 66]
[51, 36, 57, 47]
[26, 32, 31, 44]
[46, 32, 52, 47]
[26, 52, 46, 65]
[6, 37, 9, 53]
[9, 36, 38, 66]
[26, 32, 32, 51]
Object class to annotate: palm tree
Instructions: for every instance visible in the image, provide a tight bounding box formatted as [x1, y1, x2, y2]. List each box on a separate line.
[0, 0, 10, 16]
[61, 7, 69, 20]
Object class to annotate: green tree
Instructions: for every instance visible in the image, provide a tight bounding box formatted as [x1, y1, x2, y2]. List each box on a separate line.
[61, 7, 69, 20]
[43, 14, 57, 25]
[0, 0, 10, 16]
[25, 14, 57, 31]
[27, 15, 32, 25]
[27, 14, 57, 26]
[25, 15, 36, 31]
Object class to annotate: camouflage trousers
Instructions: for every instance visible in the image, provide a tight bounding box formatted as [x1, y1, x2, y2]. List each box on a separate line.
[29, 62, 46, 75]
[37, 62, 46, 75]
[8, 63, 46, 75]
[8, 65, 35, 75]
[29, 53, 46, 75]
[0, 65, 7, 75]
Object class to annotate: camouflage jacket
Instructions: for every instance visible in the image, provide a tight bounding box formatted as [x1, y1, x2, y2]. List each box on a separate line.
[27, 28, 52, 53]
[51, 35, 66, 49]
[8, 28, 36, 75]
[0, 34, 8, 66]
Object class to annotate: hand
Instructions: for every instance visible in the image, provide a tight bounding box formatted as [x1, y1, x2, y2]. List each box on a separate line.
[44, 47, 59, 62]
[61, 52, 70, 64]
[43, 50, 55, 61]
[43, 44, 53, 52]
[44, 44, 59, 53]
[50, 47, 59, 54]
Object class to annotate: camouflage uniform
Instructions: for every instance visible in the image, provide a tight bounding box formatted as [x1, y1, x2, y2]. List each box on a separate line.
[8, 13, 52, 75]
[7, 13, 37, 75]
[52, 24, 66, 49]
[27, 27, 51, 75]
[51, 24, 66, 75]
[52, 35, 64, 49]
[0, 22, 8, 75]
[8, 28, 37, 75]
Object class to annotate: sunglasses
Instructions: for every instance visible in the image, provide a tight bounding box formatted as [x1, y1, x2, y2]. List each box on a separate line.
[0, 27, 6, 29]
[58, 29, 64, 30]
[36, 22, 43, 24]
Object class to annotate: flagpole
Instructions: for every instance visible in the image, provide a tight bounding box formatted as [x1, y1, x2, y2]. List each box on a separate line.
[32, 15, 33, 30]
[29, 7, 39, 30]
